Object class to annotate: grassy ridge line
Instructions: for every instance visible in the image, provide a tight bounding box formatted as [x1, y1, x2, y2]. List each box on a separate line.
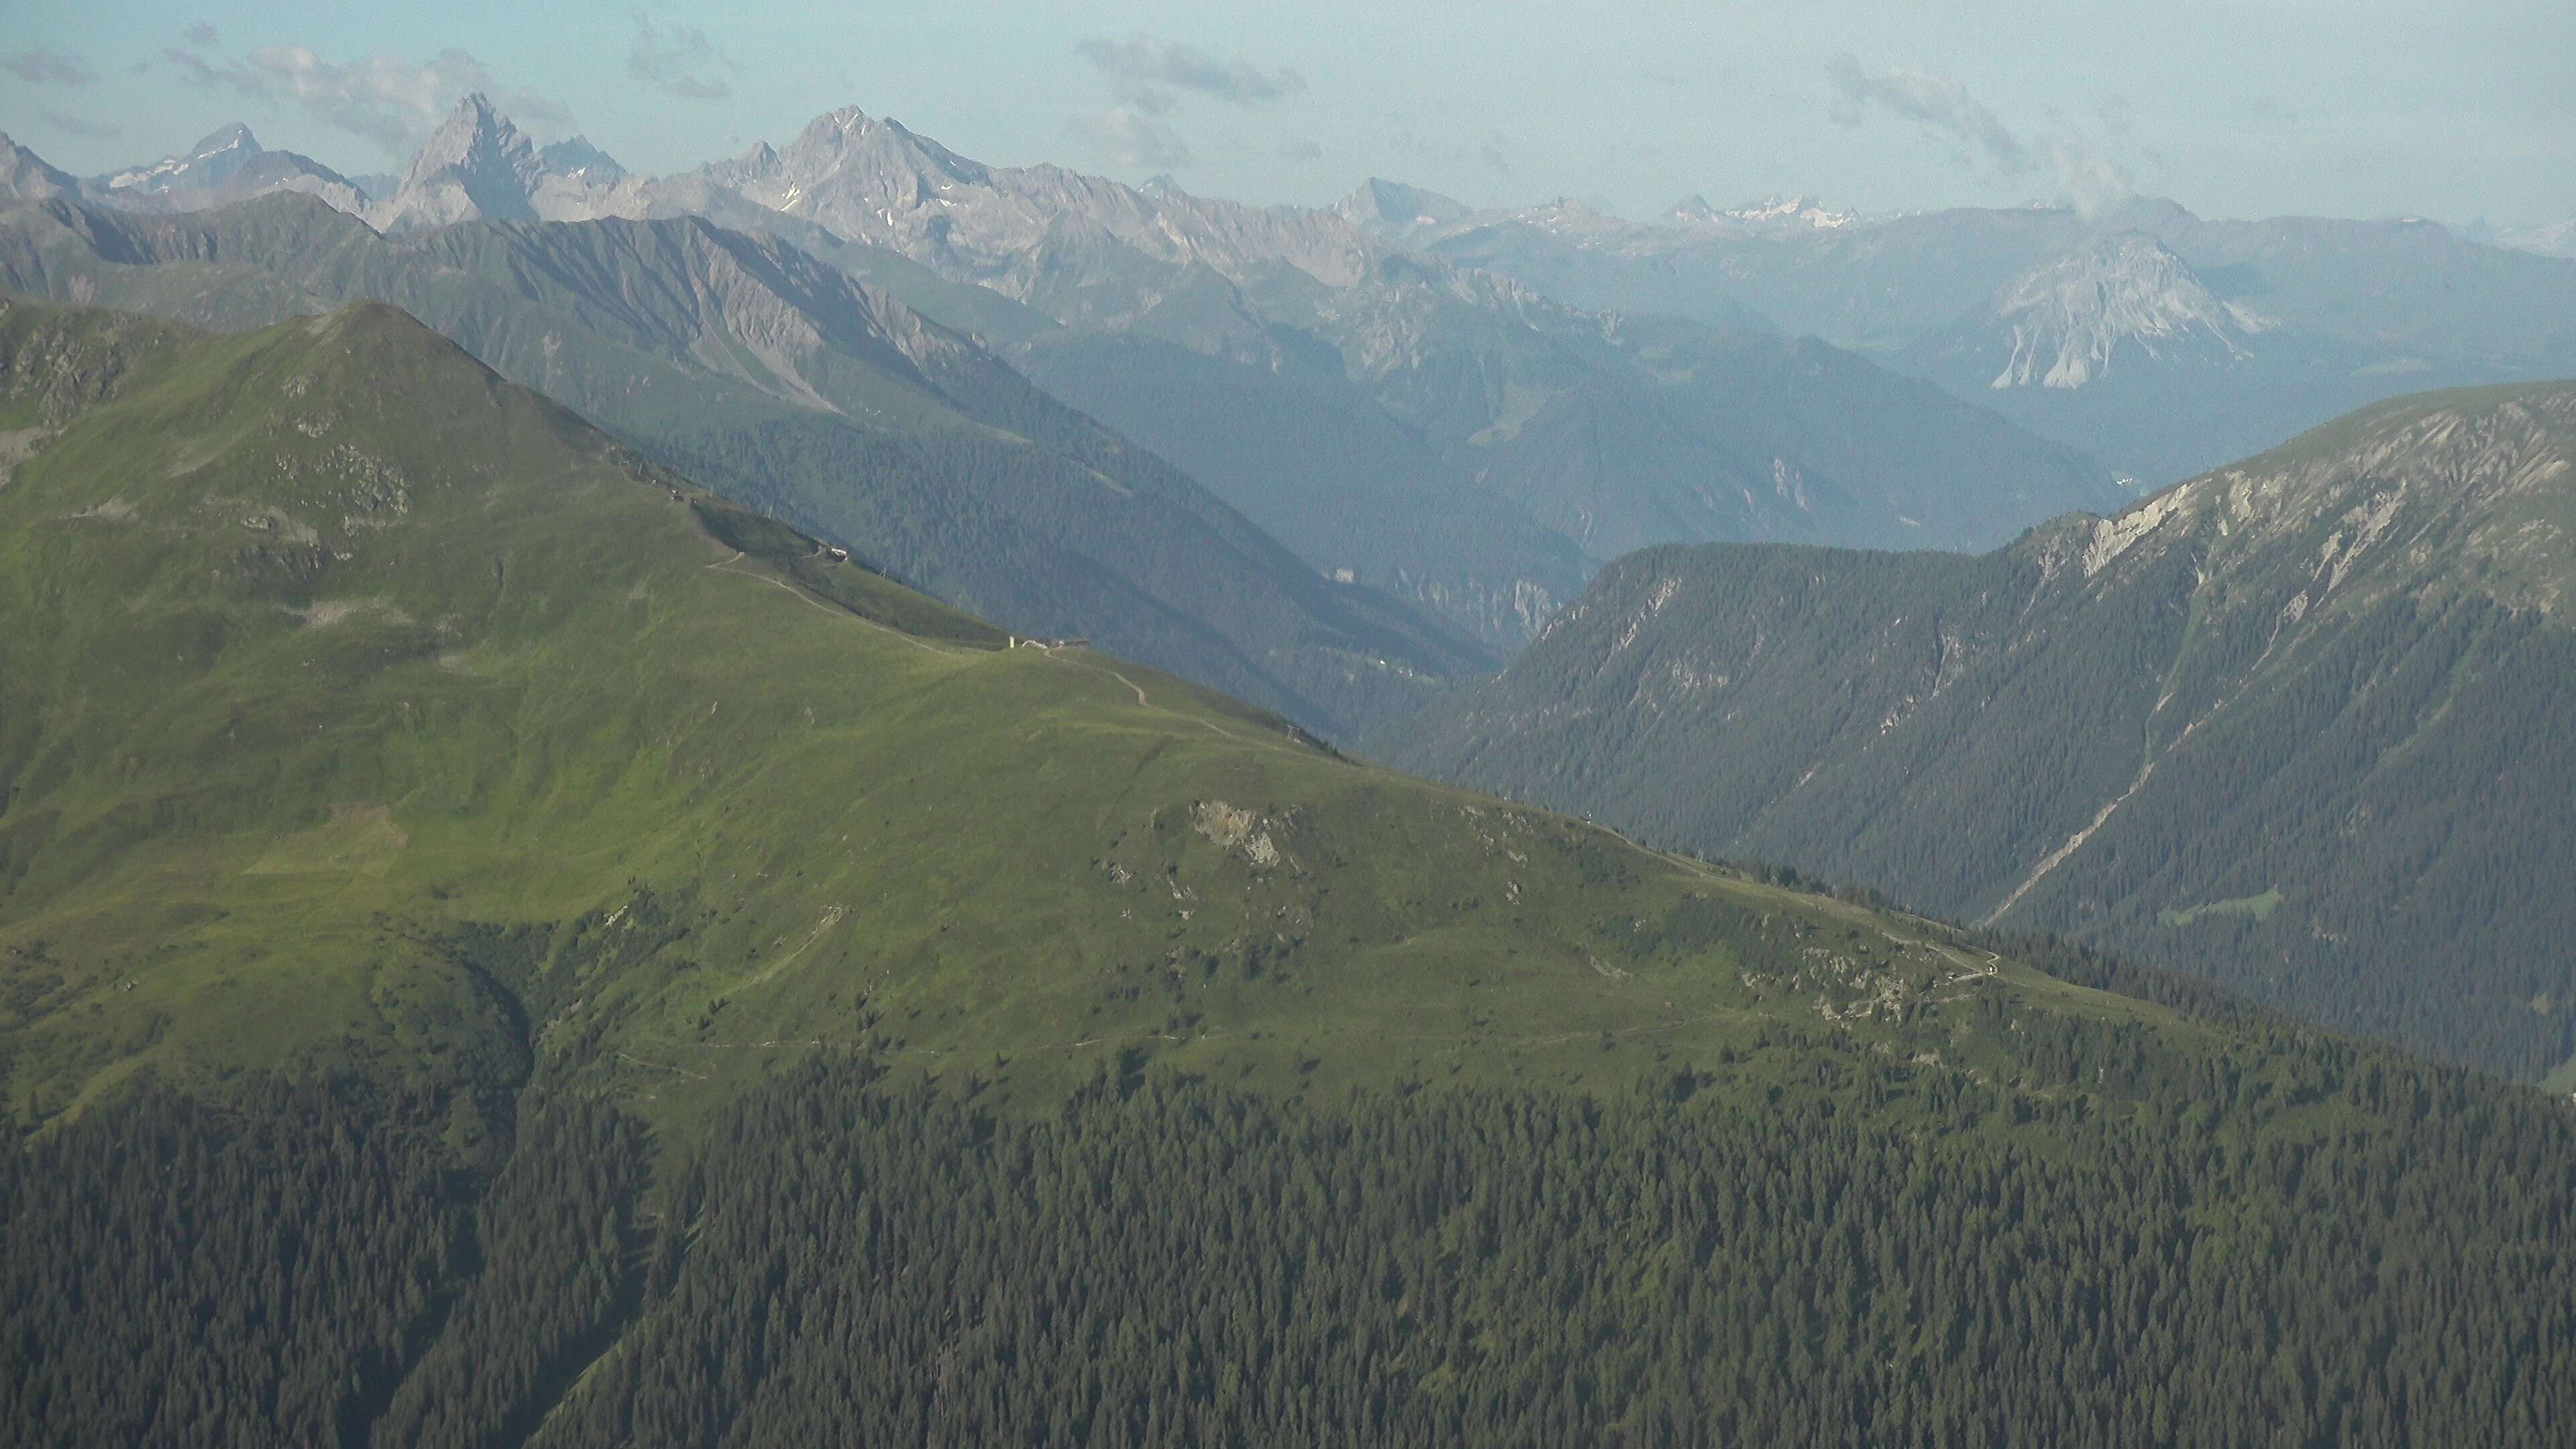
[0, 297, 2245, 1148]
[0, 200, 1499, 741]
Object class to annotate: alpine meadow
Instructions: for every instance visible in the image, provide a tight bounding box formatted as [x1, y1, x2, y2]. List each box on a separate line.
[3, 5, 2574, 1446]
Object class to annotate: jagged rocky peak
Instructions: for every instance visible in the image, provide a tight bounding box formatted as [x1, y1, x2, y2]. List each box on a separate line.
[100, 123, 264, 195]
[1667, 193, 1856, 231]
[791, 107, 981, 179]
[0, 132, 82, 203]
[417, 94, 523, 168]
[1988, 233, 2273, 390]
[696, 105, 990, 223]
[2037, 384, 2576, 619]
[539, 136, 627, 183]
[371, 95, 645, 231]
[193, 121, 258, 152]
[1334, 178, 1474, 235]
[1513, 196, 1628, 235]
[372, 93, 545, 228]
[72, 123, 374, 217]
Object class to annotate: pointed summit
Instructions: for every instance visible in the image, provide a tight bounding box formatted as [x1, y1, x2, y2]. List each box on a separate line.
[101, 122, 264, 197]
[80, 121, 369, 215]
[370, 95, 640, 231]
[539, 136, 626, 183]
[372, 93, 543, 229]
[0, 131, 82, 205]
[1663, 194, 1720, 225]
[685, 103, 1001, 245]
[1984, 234, 2271, 389]
[1332, 178, 1472, 239]
[184, 123, 258, 159]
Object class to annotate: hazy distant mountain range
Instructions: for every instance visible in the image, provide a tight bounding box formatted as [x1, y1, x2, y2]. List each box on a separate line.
[2467, 216, 2576, 260]
[13, 109, 2571, 500]
[1345, 184, 2576, 487]
[8, 97, 2565, 738]
[1, 101, 2121, 660]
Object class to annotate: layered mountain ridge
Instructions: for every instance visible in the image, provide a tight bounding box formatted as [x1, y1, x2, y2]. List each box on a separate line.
[1379, 382, 2576, 1078]
[0, 193, 1487, 739]
[3, 124, 370, 216]
[1375, 184, 2576, 486]
[1, 103, 2124, 649]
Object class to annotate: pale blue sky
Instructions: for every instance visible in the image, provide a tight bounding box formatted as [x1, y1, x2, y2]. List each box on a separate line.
[2, 0, 2569, 225]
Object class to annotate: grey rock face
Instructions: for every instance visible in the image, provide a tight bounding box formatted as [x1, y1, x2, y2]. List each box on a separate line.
[369, 96, 653, 231]
[88, 124, 372, 217]
[1979, 235, 2270, 390]
[0, 133, 83, 205]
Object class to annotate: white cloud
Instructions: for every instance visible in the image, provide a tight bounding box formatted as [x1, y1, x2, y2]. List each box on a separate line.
[166, 44, 574, 156]
[5, 50, 101, 86]
[1828, 55, 2029, 174]
[627, 9, 739, 101]
[1067, 106, 1194, 170]
[1828, 55, 2139, 215]
[1065, 33, 1309, 176]
[40, 109, 122, 140]
[1076, 35, 1305, 108]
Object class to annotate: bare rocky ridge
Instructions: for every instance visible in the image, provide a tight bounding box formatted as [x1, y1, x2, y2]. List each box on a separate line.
[354, 98, 2112, 635]
[0, 124, 373, 218]
[366, 96, 650, 231]
[0, 134, 83, 207]
[2061, 385, 2576, 616]
[1664, 194, 1860, 232]
[93, 124, 372, 217]
[654, 106, 2110, 574]
[686, 107, 1382, 294]
[1978, 235, 2271, 390]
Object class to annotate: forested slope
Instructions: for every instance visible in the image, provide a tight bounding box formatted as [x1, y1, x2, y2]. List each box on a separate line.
[1379, 384, 2576, 1078]
[11, 1036, 2576, 1446]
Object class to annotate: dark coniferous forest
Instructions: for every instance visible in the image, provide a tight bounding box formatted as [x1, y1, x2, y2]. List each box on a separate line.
[9, 1036, 2576, 1447]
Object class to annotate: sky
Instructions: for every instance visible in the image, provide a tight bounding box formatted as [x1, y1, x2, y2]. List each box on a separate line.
[2, 0, 2569, 226]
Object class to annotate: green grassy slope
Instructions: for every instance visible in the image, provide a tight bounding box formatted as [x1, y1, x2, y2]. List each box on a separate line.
[0, 293, 2277, 1147]
[1378, 383, 2576, 1079]
[0, 196, 1489, 741]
